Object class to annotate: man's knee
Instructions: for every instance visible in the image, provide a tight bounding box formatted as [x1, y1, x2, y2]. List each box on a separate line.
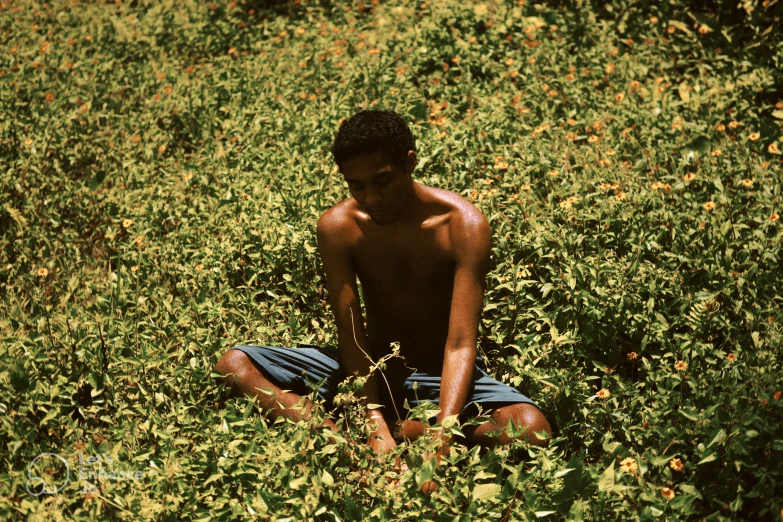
[215, 349, 251, 388]
[502, 403, 551, 446]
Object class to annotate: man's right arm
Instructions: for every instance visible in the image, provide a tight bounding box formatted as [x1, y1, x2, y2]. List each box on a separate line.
[316, 209, 395, 453]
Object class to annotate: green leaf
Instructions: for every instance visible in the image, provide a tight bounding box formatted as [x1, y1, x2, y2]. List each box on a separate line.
[472, 483, 501, 501]
[597, 463, 615, 492]
[698, 453, 718, 465]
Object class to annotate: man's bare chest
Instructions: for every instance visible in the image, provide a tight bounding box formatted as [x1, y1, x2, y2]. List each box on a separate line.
[352, 222, 455, 290]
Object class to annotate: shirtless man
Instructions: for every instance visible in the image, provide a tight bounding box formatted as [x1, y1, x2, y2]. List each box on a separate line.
[215, 110, 550, 474]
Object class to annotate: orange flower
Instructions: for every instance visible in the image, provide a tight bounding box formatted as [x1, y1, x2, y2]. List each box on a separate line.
[504, 57, 514, 66]
[588, 135, 601, 144]
[726, 353, 736, 362]
[740, 179, 754, 188]
[710, 149, 722, 157]
[650, 16, 659, 24]
[675, 360, 688, 371]
[728, 121, 740, 130]
[714, 123, 725, 132]
[684, 173, 696, 182]
[122, 219, 133, 229]
[37, 267, 49, 277]
[44, 91, 55, 102]
[596, 389, 610, 399]
[494, 157, 509, 170]
[135, 236, 144, 248]
[704, 201, 716, 211]
[566, 73, 575, 81]
[158, 144, 166, 153]
[773, 391, 781, 400]
[749, 132, 760, 141]
[666, 25, 676, 34]
[769, 143, 780, 154]
[605, 63, 615, 74]
[698, 25, 709, 35]
[770, 212, 779, 222]
[669, 458, 684, 472]
[548, 90, 558, 98]
[614, 192, 626, 201]
[131, 265, 139, 273]
[661, 487, 675, 500]
[468, 36, 477, 44]
[630, 80, 641, 90]
[547, 169, 559, 177]
[195, 264, 204, 271]
[627, 352, 639, 360]
[520, 184, 531, 192]
[615, 92, 626, 103]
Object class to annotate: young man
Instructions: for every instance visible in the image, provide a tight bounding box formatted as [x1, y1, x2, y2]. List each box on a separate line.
[215, 110, 550, 463]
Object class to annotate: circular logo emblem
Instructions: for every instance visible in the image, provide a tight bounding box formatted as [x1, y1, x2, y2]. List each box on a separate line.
[26, 453, 70, 496]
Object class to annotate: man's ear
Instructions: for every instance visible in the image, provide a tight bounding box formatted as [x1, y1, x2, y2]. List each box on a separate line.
[406, 150, 417, 175]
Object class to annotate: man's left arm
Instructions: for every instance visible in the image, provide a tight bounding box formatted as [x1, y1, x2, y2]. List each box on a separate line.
[433, 209, 492, 456]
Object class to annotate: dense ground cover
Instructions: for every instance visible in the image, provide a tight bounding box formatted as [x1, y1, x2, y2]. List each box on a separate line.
[1, 0, 782, 520]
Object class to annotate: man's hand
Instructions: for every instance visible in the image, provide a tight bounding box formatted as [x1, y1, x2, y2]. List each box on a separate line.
[367, 410, 397, 455]
[420, 427, 452, 495]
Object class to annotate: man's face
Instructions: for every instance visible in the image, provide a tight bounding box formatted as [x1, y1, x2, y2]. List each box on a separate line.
[340, 150, 415, 225]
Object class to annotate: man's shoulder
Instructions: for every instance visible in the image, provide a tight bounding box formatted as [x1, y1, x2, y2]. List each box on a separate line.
[317, 199, 358, 240]
[423, 185, 489, 234]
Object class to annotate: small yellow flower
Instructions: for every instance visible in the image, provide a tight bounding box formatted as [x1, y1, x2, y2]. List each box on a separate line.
[520, 184, 531, 191]
[158, 144, 166, 153]
[666, 25, 676, 34]
[649, 16, 659, 24]
[122, 218, 133, 229]
[468, 36, 477, 44]
[131, 265, 139, 273]
[698, 25, 709, 35]
[770, 212, 779, 222]
[548, 90, 558, 98]
[195, 264, 204, 271]
[627, 352, 639, 360]
[714, 123, 725, 132]
[675, 360, 688, 371]
[135, 236, 144, 248]
[704, 201, 715, 211]
[605, 63, 615, 74]
[494, 157, 509, 170]
[684, 173, 696, 182]
[614, 192, 627, 201]
[651, 181, 665, 190]
[710, 149, 722, 157]
[547, 169, 559, 177]
[728, 121, 740, 130]
[769, 143, 780, 154]
[669, 458, 684, 472]
[183, 172, 194, 182]
[588, 135, 601, 144]
[661, 487, 675, 501]
[749, 132, 760, 141]
[726, 353, 736, 362]
[630, 80, 641, 90]
[615, 92, 626, 103]
[559, 200, 573, 210]
[504, 57, 514, 67]
[740, 179, 754, 188]
[619, 457, 637, 473]
[596, 388, 610, 399]
[37, 267, 49, 277]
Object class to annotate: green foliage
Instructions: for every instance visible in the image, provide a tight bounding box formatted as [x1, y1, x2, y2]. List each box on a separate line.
[1, 0, 782, 520]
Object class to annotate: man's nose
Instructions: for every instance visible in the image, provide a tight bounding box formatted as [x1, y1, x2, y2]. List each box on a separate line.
[364, 190, 383, 207]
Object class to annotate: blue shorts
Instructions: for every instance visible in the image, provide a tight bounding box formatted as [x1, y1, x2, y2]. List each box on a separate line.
[230, 344, 541, 421]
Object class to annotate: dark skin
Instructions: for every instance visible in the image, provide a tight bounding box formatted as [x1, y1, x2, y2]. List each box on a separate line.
[216, 149, 551, 493]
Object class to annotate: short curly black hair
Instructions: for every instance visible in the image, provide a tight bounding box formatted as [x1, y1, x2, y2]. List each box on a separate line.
[331, 110, 416, 172]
